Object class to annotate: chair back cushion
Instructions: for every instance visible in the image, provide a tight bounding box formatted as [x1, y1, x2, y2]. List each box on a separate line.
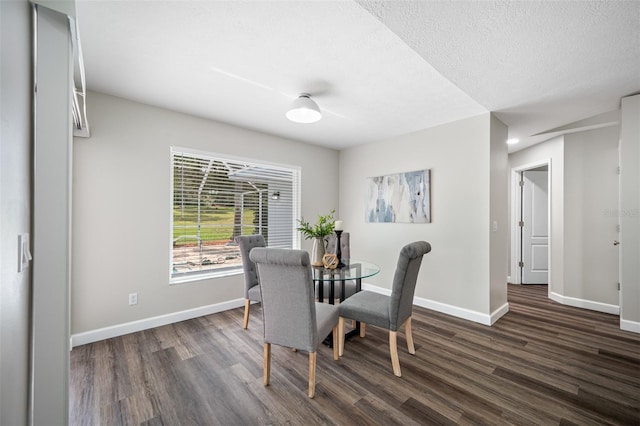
[389, 241, 432, 330]
[325, 232, 350, 260]
[235, 235, 266, 298]
[250, 248, 318, 352]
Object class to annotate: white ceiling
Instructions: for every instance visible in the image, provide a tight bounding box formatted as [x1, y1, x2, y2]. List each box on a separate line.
[76, 0, 640, 152]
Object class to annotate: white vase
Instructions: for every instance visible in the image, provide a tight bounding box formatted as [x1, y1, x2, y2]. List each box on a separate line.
[310, 237, 326, 267]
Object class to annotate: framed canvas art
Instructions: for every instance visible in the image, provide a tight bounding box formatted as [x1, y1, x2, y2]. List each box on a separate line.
[365, 169, 431, 223]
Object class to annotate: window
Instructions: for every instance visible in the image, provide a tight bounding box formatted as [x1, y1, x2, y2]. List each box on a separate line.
[171, 147, 299, 283]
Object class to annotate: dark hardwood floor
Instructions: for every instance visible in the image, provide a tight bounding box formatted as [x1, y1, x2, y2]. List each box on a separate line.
[70, 285, 640, 425]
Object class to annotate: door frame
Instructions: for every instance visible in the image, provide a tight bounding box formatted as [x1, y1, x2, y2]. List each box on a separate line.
[510, 159, 551, 294]
[521, 169, 549, 284]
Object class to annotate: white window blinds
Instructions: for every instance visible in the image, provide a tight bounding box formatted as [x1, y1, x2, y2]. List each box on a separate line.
[171, 148, 299, 281]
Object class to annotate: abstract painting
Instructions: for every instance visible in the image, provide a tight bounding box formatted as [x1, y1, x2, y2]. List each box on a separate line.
[365, 169, 431, 223]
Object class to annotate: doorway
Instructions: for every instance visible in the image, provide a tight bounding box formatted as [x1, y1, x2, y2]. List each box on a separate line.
[510, 161, 551, 287]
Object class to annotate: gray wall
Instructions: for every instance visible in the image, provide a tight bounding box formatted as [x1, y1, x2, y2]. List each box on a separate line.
[338, 113, 509, 324]
[71, 91, 339, 337]
[564, 126, 620, 307]
[71, 96, 513, 338]
[0, 1, 32, 424]
[490, 114, 509, 313]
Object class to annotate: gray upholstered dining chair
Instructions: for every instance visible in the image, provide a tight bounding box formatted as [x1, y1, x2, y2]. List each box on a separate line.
[235, 235, 266, 330]
[337, 241, 431, 377]
[325, 232, 350, 260]
[249, 247, 339, 398]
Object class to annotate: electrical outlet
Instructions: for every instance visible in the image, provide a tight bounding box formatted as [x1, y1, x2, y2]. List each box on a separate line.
[128, 293, 138, 305]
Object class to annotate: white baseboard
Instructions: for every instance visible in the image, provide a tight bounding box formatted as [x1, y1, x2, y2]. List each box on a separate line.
[83, 285, 630, 347]
[489, 302, 510, 325]
[71, 298, 245, 347]
[362, 283, 506, 326]
[549, 292, 619, 315]
[620, 318, 640, 334]
[361, 282, 391, 295]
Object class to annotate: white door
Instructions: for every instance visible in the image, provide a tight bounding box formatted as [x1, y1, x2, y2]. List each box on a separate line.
[521, 170, 549, 284]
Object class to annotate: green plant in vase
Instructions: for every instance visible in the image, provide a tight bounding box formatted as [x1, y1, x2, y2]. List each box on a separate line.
[297, 209, 335, 266]
[296, 209, 336, 239]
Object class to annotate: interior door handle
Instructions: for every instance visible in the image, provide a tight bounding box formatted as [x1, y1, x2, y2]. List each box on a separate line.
[614, 240, 620, 246]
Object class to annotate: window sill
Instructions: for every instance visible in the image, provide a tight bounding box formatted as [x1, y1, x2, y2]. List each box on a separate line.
[170, 268, 243, 285]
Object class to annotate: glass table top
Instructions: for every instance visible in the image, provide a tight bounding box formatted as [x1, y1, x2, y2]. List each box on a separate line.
[311, 258, 380, 281]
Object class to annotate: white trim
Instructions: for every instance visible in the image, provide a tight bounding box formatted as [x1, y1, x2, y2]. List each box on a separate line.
[413, 296, 497, 326]
[489, 302, 510, 325]
[70, 298, 245, 347]
[620, 318, 640, 334]
[549, 292, 620, 315]
[510, 169, 522, 284]
[170, 268, 243, 285]
[72, 282, 520, 349]
[362, 283, 507, 326]
[171, 145, 301, 173]
[168, 146, 301, 283]
[361, 282, 391, 295]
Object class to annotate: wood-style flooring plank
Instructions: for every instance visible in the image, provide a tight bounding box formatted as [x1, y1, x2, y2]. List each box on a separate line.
[70, 284, 640, 425]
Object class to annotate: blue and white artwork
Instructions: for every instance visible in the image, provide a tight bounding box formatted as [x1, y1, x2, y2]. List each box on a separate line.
[365, 169, 431, 223]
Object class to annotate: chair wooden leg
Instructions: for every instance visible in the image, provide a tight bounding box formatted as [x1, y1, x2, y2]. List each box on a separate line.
[308, 352, 317, 398]
[390, 331, 401, 377]
[338, 317, 345, 356]
[263, 343, 271, 386]
[405, 316, 415, 355]
[332, 325, 339, 360]
[360, 322, 366, 338]
[243, 299, 250, 329]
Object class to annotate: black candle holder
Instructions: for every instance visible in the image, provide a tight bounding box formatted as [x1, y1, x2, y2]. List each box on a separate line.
[335, 230, 345, 268]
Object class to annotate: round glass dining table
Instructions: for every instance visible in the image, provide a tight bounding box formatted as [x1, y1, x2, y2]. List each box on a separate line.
[311, 258, 380, 304]
[311, 259, 379, 344]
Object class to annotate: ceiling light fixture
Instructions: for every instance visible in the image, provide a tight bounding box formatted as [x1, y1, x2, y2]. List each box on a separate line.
[507, 138, 520, 145]
[286, 93, 322, 124]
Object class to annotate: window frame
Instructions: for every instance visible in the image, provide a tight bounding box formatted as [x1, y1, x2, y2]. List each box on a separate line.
[169, 146, 301, 284]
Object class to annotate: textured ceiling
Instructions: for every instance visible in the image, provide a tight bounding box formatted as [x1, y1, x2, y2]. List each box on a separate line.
[76, 0, 640, 152]
[357, 0, 640, 150]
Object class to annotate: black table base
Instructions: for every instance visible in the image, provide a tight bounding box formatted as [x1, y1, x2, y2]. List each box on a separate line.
[314, 263, 363, 347]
